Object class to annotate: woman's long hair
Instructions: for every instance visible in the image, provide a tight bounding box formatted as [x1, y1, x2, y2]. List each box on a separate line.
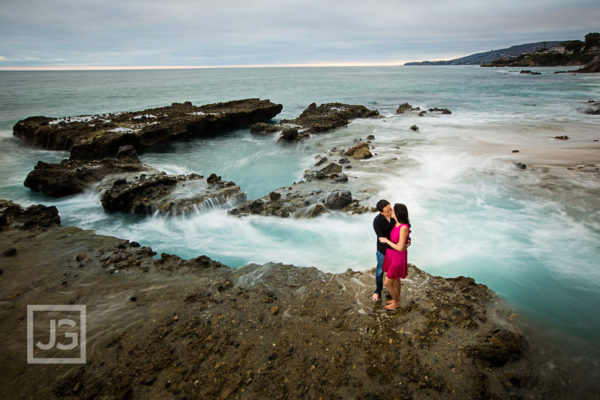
[394, 203, 411, 228]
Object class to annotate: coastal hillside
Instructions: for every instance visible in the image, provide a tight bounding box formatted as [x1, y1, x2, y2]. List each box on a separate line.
[482, 32, 600, 67]
[405, 41, 563, 65]
[405, 32, 600, 67]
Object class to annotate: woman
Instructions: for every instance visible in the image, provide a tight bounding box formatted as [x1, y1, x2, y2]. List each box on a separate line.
[379, 203, 411, 310]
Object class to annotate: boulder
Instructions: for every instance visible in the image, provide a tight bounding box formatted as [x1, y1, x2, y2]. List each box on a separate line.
[325, 190, 353, 209]
[396, 103, 420, 114]
[316, 163, 342, 178]
[520, 70, 541, 75]
[583, 100, 600, 115]
[344, 142, 372, 159]
[269, 191, 281, 201]
[428, 107, 452, 114]
[410, 125, 419, 131]
[279, 127, 304, 142]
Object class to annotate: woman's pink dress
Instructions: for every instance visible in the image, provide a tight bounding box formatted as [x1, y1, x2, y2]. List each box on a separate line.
[383, 224, 410, 280]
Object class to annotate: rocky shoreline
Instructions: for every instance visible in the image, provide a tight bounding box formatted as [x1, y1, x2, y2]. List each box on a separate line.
[16, 101, 386, 219]
[4, 98, 598, 398]
[0, 200, 590, 399]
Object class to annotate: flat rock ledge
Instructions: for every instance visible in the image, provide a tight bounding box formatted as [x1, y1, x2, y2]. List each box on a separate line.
[250, 102, 380, 141]
[101, 173, 246, 216]
[24, 145, 153, 197]
[13, 98, 283, 160]
[0, 200, 585, 399]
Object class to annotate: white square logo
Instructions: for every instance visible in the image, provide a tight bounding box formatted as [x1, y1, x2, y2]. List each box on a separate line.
[27, 305, 86, 364]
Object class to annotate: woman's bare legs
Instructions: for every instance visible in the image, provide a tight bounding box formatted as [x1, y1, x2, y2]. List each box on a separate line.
[384, 277, 401, 310]
[394, 279, 401, 306]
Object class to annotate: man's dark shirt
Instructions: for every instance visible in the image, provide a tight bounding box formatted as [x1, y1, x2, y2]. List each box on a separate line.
[373, 213, 396, 254]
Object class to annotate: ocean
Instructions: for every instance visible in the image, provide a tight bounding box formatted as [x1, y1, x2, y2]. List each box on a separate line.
[1, 66, 599, 370]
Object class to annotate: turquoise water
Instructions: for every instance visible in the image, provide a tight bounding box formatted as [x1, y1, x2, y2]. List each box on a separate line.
[1, 66, 599, 368]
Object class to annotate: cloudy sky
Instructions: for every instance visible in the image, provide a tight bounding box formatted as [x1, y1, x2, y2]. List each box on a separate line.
[0, 0, 598, 69]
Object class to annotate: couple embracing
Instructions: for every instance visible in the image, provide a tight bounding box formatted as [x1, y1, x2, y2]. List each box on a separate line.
[372, 200, 411, 310]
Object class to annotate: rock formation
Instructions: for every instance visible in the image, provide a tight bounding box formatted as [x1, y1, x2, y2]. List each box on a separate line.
[576, 55, 600, 73]
[0, 199, 590, 399]
[101, 173, 246, 215]
[13, 99, 283, 160]
[344, 142, 372, 159]
[250, 102, 380, 141]
[24, 145, 151, 197]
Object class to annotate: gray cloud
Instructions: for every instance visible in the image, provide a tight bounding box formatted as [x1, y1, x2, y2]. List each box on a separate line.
[0, 0, 598, 67]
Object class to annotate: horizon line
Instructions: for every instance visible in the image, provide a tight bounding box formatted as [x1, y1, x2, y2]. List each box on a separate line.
[0, 60, 417, 71]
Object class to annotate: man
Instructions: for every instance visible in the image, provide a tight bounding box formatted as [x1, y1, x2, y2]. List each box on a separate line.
[372, 199, 395, 302]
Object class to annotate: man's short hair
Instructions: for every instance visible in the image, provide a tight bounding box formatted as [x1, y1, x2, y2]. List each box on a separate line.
[376, 199, 390, 212]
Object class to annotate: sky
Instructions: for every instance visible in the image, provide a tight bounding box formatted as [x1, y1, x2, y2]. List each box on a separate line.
[0, 0, 598, 69]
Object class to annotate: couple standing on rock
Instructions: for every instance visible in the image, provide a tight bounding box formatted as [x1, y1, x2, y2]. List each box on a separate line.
[372, 200, 411, 310]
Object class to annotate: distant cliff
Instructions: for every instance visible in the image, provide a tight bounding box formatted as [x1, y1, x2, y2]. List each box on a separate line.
[405, 41, 563, 65]
[482, 33, 599, 68]
[406, 33, 600, 68]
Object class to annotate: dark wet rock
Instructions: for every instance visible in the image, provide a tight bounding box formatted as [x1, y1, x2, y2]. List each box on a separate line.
[315, 163, 342, 179]
[314, 156, 328, 166]
[418, 111, 427, 117]
[429, 107, 453, 114]
[24, 147, 150, 197]
[396, 103, 421, 114]
[206, 173, 221, 184]
[325, 190, 352, 209]
[279, 127, 303, 142]
[14, 99, 283, 160]
[367, 134, 375, 140]
[512, 150, 520, 153]
[101, 173, 246, 215]
[269, 191, 281, 201]
[410, 125, 419, 131]
[520, 70, 542, 75]
[304, 162, 348, 183]
[0, 200, 61, 229]
[266, 102, 381, 142]
[281, 103, 379, 140]
[115, 144, 141, 163]
[583, 100, 600, 115]
[250, 122, 281, 135]
[344, 142, 372, 159]
[338, 157, 350, 164]
[515, 162, 527, 170]
[3, 247, 17, 257]
[554, 135, 569, 140]
[282, 102, 379, 134]
[465, 328, 525, 366]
